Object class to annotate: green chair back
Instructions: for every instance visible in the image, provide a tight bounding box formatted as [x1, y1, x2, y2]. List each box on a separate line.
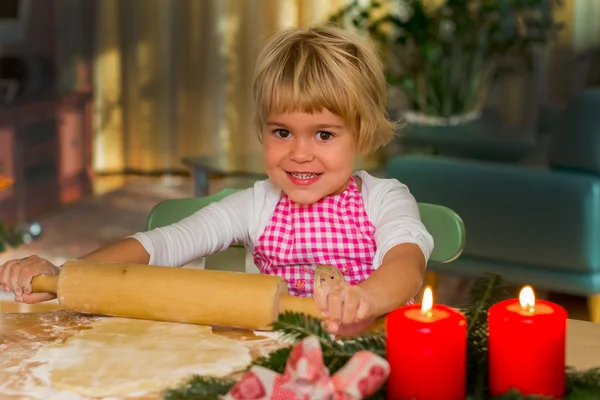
[418, 203, 465, 263]
[146, 188, 239, 231]
[146, 189, 465, 263]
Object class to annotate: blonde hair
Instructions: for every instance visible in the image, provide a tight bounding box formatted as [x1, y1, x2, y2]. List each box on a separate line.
[252, 25, 396, 154]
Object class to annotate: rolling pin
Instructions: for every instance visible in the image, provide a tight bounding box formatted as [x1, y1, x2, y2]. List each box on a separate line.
[31, 260, 321, 331]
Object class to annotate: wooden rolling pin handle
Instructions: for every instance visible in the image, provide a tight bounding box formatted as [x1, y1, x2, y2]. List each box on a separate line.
[278, 294, 322, 319]
[31, 274, 58, 294]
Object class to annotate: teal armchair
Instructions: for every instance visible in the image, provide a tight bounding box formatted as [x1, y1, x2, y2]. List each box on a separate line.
[386, 88, 600, 322]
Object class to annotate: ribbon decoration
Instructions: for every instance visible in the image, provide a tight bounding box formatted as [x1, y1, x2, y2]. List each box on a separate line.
[221, 336, 389, 400]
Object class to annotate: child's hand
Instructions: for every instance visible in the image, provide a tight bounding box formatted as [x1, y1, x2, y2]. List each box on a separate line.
[0, 255, 60, 303]
[313, 281, 374, 335]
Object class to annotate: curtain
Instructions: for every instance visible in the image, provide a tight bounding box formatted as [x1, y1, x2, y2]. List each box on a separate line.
[92, 0, 351, 174]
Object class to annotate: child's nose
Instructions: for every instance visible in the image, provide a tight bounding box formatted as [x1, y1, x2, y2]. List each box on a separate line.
[289, 138, 314, 162]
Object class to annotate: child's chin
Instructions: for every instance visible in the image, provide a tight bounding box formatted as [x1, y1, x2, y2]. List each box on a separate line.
[287, 193, 320, 205]
[285, 190, 324, 205]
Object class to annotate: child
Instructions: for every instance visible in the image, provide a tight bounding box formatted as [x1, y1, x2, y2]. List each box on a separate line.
[0, 26, 433, 334]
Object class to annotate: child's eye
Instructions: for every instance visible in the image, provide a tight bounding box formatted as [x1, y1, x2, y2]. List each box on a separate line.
[316, 131, 333, 141]
[273, 129, 291, 139]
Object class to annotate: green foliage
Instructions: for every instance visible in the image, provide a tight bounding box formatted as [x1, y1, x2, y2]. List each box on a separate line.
[162, 376, 235, 400]
[566, 366, 600, 394]
[462, 274, 517, 398]
[0, 220, 24, 253]
[328, 0, 563, 118]
[257, 311, 386, 374]
[252, 346, 292, 374]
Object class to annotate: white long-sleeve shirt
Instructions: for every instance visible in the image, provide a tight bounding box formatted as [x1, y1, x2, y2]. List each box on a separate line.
[131, 171, 434, 268]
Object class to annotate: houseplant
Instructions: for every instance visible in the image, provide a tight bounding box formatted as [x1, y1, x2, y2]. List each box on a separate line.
[329, 0, 562, 126]
[0, 175, 37, 253]
[0, 176, 29, 253]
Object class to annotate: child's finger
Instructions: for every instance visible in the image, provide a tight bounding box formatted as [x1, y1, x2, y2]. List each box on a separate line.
[336, 319, 374, 337]
[355, 297, 370, 322]
[17, 292, 56, 304]
[13, 263, 33, 296]
[323, 319, 340, 334]
[342, 290, 360, 325]
[313, 284, 334, 317]
[1, 261, 15, 292]
[327, 285, 345, 324]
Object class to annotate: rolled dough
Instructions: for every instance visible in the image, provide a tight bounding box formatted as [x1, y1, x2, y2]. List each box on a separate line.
[29, 318, 252, 398]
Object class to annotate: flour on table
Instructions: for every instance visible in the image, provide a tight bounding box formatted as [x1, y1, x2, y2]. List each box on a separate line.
[252, 330, 290, 343]
[252, 330, 335, 344]
[27, 318, 252, 398]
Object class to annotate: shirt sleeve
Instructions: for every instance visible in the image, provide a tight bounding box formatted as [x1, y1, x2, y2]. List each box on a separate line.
[129, 188, 254, 267]
[366, 176, 435, 268]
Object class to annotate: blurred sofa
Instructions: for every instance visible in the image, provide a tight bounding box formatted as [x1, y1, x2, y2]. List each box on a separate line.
[386, 88, 600, 322]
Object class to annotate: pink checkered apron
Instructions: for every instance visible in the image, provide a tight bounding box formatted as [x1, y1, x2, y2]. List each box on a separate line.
[253, 177, 376, 297]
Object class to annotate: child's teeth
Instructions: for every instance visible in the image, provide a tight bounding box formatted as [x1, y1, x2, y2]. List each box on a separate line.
[291, 173, 316, 179]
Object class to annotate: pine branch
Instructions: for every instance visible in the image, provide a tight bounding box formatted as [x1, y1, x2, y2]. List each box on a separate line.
[332, 334, 387, 359]
[566, 367, 600, 393]
[463, 274, 516, 330]
[462, 274, 516, 398]
[270, 311, 335, 352]
[162, 376, 235, 400]
[269, 311, 387, 374]
[365, 388, 387, 400]
[252, 346, 292, 374]
[566, 388, 600, 400]
[322, 334, 387, 373]
[490, 375, 600, 400]
[491, 389, 553, 399]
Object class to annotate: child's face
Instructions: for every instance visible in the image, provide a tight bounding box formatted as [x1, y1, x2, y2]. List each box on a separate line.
[263, 109, 357, 204]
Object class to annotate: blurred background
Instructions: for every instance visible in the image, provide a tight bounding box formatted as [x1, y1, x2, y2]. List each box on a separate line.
[1, 0, 600, 320]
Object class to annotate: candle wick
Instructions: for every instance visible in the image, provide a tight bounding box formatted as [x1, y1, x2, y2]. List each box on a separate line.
[420, 309, 433, 319]
[522, 303, 535, 314]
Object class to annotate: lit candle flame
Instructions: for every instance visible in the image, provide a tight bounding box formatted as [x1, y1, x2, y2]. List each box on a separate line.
[421, 286, 433, 318]
[519, 285, 536, 313]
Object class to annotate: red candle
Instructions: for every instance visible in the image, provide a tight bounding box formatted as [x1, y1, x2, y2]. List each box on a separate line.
[488, 285, 567, 398]
[386, 286, 467, 400]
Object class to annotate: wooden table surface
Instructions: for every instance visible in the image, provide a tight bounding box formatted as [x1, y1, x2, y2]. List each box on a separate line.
[2, 311, 600, 400]
[0, 310, 285, 400]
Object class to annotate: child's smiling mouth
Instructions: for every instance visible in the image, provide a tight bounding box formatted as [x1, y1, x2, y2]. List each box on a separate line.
[286, 171, 323, 185]
[287, 171, 322, 179]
